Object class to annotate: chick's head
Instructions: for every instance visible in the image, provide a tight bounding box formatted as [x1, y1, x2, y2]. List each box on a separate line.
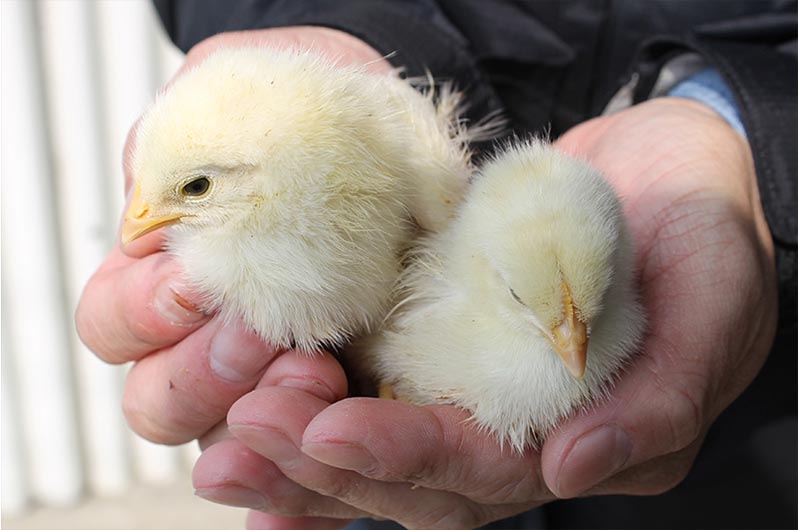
[122, 47, 379, 244]
[467, 141, 626, 378]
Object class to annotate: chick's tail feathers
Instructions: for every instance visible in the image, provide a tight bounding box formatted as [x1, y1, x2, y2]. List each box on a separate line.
[401, 75, 506, 232]
[418, 76, 506, 147]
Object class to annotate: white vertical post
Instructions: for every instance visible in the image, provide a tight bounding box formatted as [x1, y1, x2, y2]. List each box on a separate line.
[93, 0, 187, 484]
[182, 440, 203, 470]
[94, 0, 161, 219]
[1, 0, 84, 506]
[37, 0, 132, 498]
[1, 316, 29, 515]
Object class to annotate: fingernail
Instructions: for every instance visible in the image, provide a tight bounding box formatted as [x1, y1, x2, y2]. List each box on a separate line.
[194, 485, 267, 510]
[209, 323, 271, 382]
[302, 441, 379, 474]
[154, 279, 207, 325]
[556, 424, 631, 497]
[229, 424, 298, 464]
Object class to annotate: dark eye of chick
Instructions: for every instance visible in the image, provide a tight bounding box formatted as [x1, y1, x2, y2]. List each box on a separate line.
[509, 288, 525, 305]
[181, 176, 211, 197]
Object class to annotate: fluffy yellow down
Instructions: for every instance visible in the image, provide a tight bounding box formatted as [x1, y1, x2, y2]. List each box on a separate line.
[130, 47, 478, 351]
[352, 140, 646, 451]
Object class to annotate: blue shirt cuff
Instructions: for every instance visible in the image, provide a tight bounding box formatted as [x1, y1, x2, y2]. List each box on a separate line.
[667, 68, 747, 137]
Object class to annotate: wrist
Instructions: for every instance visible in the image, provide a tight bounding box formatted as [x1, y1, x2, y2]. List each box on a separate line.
[666, 68, 746, 138]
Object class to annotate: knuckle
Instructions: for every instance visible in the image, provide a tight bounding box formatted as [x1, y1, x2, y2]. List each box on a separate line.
[646, 468, 691, 495]
[121, 391, 162, 442]
[74, 296, 100, 353]
[122, 383, 195, 445]
[186, 34, 227, 64]
[662, 384, 703, 452]
[126, 315, 162, 349]
[596, 446, 698, 497]
[479, 469, 548, 504]
[315, 472, 368, 504]
[74, 291, 126, 364]
[401, 409, 457, 487]
[265, 489, 313, 517]
[649, 360, 705, 452]
[641, 454, 695, 495]
[403, 452, 445, 486]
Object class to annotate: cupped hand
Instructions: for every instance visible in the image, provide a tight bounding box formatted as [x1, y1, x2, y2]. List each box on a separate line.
[194, 351, 548, 530]
[194, 97, 778, 529]
[75, 27, 392, 445]
[541, 97, 777, 497]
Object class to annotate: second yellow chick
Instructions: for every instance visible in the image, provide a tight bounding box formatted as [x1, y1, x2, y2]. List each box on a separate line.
[353, 140, 646, 450]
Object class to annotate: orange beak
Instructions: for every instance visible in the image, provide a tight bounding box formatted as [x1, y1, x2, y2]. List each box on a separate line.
[548, 282, 588, 379]
[121, 183, 184, 245]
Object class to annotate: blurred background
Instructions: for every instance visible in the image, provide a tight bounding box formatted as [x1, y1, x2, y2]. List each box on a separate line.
[2, 0, 245, 527]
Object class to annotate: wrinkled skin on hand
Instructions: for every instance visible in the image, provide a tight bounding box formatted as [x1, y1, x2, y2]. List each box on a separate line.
[76, 27, 778, 530]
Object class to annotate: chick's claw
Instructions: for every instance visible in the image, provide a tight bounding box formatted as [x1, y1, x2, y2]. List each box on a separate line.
[378, 383, 395, 400]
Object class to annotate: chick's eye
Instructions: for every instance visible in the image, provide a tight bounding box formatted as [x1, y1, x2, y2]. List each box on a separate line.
[509, 288, 524, 305]
[181, 176, 211, 197]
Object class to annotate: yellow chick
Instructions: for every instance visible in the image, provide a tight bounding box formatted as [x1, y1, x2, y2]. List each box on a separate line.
[122, 48, 476, 351]
[353, 140, 646, 450]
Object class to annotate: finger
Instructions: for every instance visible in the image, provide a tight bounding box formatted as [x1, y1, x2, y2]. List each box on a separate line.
[300, 399, 553, 505]
[246, 512, 352, 530]
[257, 349, 349, 403]
[540, 345, 708, 499]
[541, 211, 767, 499]
[228, 388, 537, 530]
[76, 248, 210, 364]
[196, 350, 346, 451]
[123, 319, 281, 444]
[193, 438, 368, 520]
[183, 28, 392, 75]
[585, 436, 705, 496]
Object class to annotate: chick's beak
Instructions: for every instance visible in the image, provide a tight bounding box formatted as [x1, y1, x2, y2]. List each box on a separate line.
[121, 183, 183, 245]
[549, 282, 588, 379]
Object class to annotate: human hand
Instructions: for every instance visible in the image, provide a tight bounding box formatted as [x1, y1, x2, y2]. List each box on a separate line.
[192, 97, 778, 529]
[537, 97, 778, 496]
[75, 27, 392, 445]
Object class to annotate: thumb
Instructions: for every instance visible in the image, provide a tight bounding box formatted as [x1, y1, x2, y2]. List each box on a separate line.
[540, 346, 707, 498]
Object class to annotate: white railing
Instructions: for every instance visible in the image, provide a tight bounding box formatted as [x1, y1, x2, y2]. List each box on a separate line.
[1, 0, 198, 516]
